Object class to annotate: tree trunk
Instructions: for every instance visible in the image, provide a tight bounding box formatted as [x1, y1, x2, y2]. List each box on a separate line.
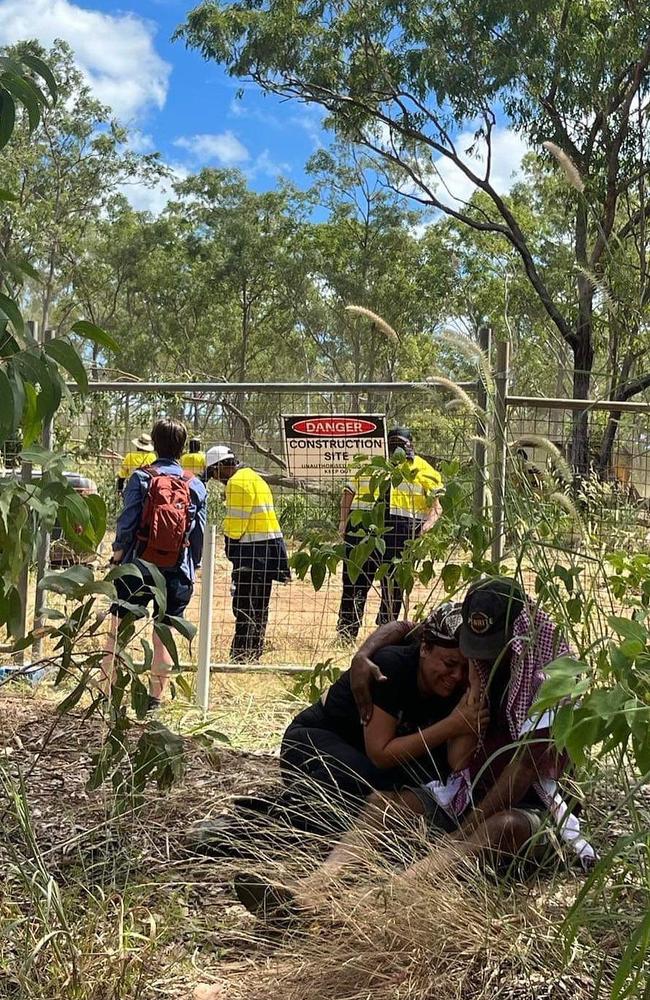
[598, 371, 650, 476]
[570, 338, 594, 475]
[570, 268, 595, 475]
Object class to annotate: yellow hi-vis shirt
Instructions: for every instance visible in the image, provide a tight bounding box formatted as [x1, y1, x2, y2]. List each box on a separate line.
[181, 451, 206, 476]
[224, 467, 283, 543]
[346, 455, 443, 521]
[118, 451, 156, 479]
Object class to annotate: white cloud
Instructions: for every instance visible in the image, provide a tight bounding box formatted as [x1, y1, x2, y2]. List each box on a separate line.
[430, 127, 528, 207]
[0, 0, 171, 121]
[174, 131, 250, 166]
[127, 131, 156, 154]
[371, 122, 527, 210]
[249, 148, 291, 179]
[119, 164, 188, 216]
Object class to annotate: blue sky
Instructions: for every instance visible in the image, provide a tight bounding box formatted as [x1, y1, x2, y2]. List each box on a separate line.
[0, 0, 328, 211]
[0, 0, 527, 214]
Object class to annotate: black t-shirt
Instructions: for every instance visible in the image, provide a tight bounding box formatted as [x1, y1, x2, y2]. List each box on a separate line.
[320, 643, 459, 775]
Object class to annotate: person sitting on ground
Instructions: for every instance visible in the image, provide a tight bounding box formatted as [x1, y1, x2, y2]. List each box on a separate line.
[279, 604, 484, 815]
[181, 437, 206, 476]
[235, 577, 595, 919]
[100, 419, 207, 711]
[116, 432, 157, 495]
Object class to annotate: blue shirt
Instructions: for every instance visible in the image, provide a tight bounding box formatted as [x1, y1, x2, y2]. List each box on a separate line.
[113, 458, 207, 583]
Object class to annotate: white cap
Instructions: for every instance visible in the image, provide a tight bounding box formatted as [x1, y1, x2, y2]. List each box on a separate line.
[205, 445, 236, 469]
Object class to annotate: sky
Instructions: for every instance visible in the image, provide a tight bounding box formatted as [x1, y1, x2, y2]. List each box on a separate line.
[0, 0, 529, 216]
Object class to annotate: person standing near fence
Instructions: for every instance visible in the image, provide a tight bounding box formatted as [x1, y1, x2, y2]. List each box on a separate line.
[205, 446, 291, 662]
[116, 432, 156, 495]
[181, 437, 206, 476]
[337, 427, 443, 642]
[100, 419, 207, 710]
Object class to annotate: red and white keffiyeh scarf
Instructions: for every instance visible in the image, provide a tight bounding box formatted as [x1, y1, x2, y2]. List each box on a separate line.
[425, 600, 596, 867]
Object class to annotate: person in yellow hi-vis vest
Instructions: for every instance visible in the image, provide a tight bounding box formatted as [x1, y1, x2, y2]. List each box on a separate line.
[181, 437, 207, 476]
[116, 432, 156, 494]
[337, 427, 443, 641]
[206, 446, 290, 662]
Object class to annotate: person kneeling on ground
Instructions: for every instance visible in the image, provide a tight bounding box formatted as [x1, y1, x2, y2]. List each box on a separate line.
[234, 606, 489, 913]
[100, 418, 206, 711]
[236, 577, 596, 919]
[277, 604, 486, 825]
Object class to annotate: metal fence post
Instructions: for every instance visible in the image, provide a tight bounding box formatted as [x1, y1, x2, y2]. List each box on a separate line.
[14, 321, 40, 667]
[472, 325, 492, 520]
[491, 339, 510, 565]
[32, 327, 54, 663]
[195, 524, 216, 713]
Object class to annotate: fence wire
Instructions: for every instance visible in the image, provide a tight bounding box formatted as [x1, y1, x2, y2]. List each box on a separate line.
[3, 381, 650, 673]
[53, 383, 477, 670]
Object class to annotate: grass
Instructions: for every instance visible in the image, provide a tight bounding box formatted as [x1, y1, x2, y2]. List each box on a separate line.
[3, 421, 650, 997]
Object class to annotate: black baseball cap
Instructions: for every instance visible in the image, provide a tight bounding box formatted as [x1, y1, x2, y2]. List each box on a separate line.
[459, 576, 526, 660]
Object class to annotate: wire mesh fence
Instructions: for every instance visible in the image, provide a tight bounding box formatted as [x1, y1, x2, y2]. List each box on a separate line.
[505, 397, 650, 549]
[3, 377, 650, 675]
[52, 381, 478, 670]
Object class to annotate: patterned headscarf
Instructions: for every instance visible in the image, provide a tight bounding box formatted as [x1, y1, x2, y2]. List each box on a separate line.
[422, 602, 463, 648]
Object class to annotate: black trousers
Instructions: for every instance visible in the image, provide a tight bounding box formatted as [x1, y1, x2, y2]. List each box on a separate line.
[336, 517, 417, 640]
[231, 568, 273, 662]
[276, 704, 408, 834]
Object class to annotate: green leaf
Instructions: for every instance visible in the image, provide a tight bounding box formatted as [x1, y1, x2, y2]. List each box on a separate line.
[310, 559, 327, 590]
[6, 586, 22, 638]
[608, 616, 647, 644]
[4, 367, 23, 434]
[21, 54, 58, 104]
[20, 445, 64, 470]
[131, 677, 150, 719]
[175, 673, 194, 700]
[153, 621, 179, 668]
[441, 563, 462, 593]
[166, 614, 197, 642]
[57, 678, 88, 715]
[0, 292, 24, 339]
[0, 87, 16, 151]
[0, 70, 44, 129]
[43, 338, 88, 392]
[564, 709, 603, 766]
[71, 321, 118, 353]
[0, 367, 14, 443]
[0, 188, 17, 201]
[39, 564, 94, 596]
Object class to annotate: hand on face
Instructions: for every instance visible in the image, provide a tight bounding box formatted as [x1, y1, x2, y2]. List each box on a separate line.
[419, 645, 467, 698]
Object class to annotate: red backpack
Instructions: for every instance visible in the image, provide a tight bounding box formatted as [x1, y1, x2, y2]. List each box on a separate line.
[136, 467, 194, 568]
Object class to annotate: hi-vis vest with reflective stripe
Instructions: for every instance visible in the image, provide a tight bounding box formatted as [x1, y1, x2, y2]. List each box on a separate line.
[346, 455, 442, 521]
[224, 467, 283, 543]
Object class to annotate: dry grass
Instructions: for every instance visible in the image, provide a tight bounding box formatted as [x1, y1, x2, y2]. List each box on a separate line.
[0, 687, 625, 1000]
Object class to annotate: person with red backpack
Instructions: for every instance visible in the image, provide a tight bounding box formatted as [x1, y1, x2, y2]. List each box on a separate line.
[100, 418, 207, 710]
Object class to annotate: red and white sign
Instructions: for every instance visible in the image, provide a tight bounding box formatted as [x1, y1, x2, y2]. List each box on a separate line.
[283, 413, 387, 479]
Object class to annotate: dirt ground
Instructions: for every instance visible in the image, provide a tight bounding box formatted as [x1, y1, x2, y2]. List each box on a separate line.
[0, 684, 297, 999]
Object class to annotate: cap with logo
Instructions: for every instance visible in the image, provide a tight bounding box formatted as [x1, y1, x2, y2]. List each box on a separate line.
[205, 445, 236, 469]
[459, 576, 526, 660]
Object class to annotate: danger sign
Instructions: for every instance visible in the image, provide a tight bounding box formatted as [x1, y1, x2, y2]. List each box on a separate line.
[283, 414, 387, 479]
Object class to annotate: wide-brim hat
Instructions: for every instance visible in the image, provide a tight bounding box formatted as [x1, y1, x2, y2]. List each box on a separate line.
[459, 576, 526, 660]
[132, 433, 153, 451]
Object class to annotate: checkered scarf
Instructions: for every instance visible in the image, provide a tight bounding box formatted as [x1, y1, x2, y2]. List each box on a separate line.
[448, 599, 571, 814]
[474, 599, 571, 744]
[425, 601, 596, 866]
